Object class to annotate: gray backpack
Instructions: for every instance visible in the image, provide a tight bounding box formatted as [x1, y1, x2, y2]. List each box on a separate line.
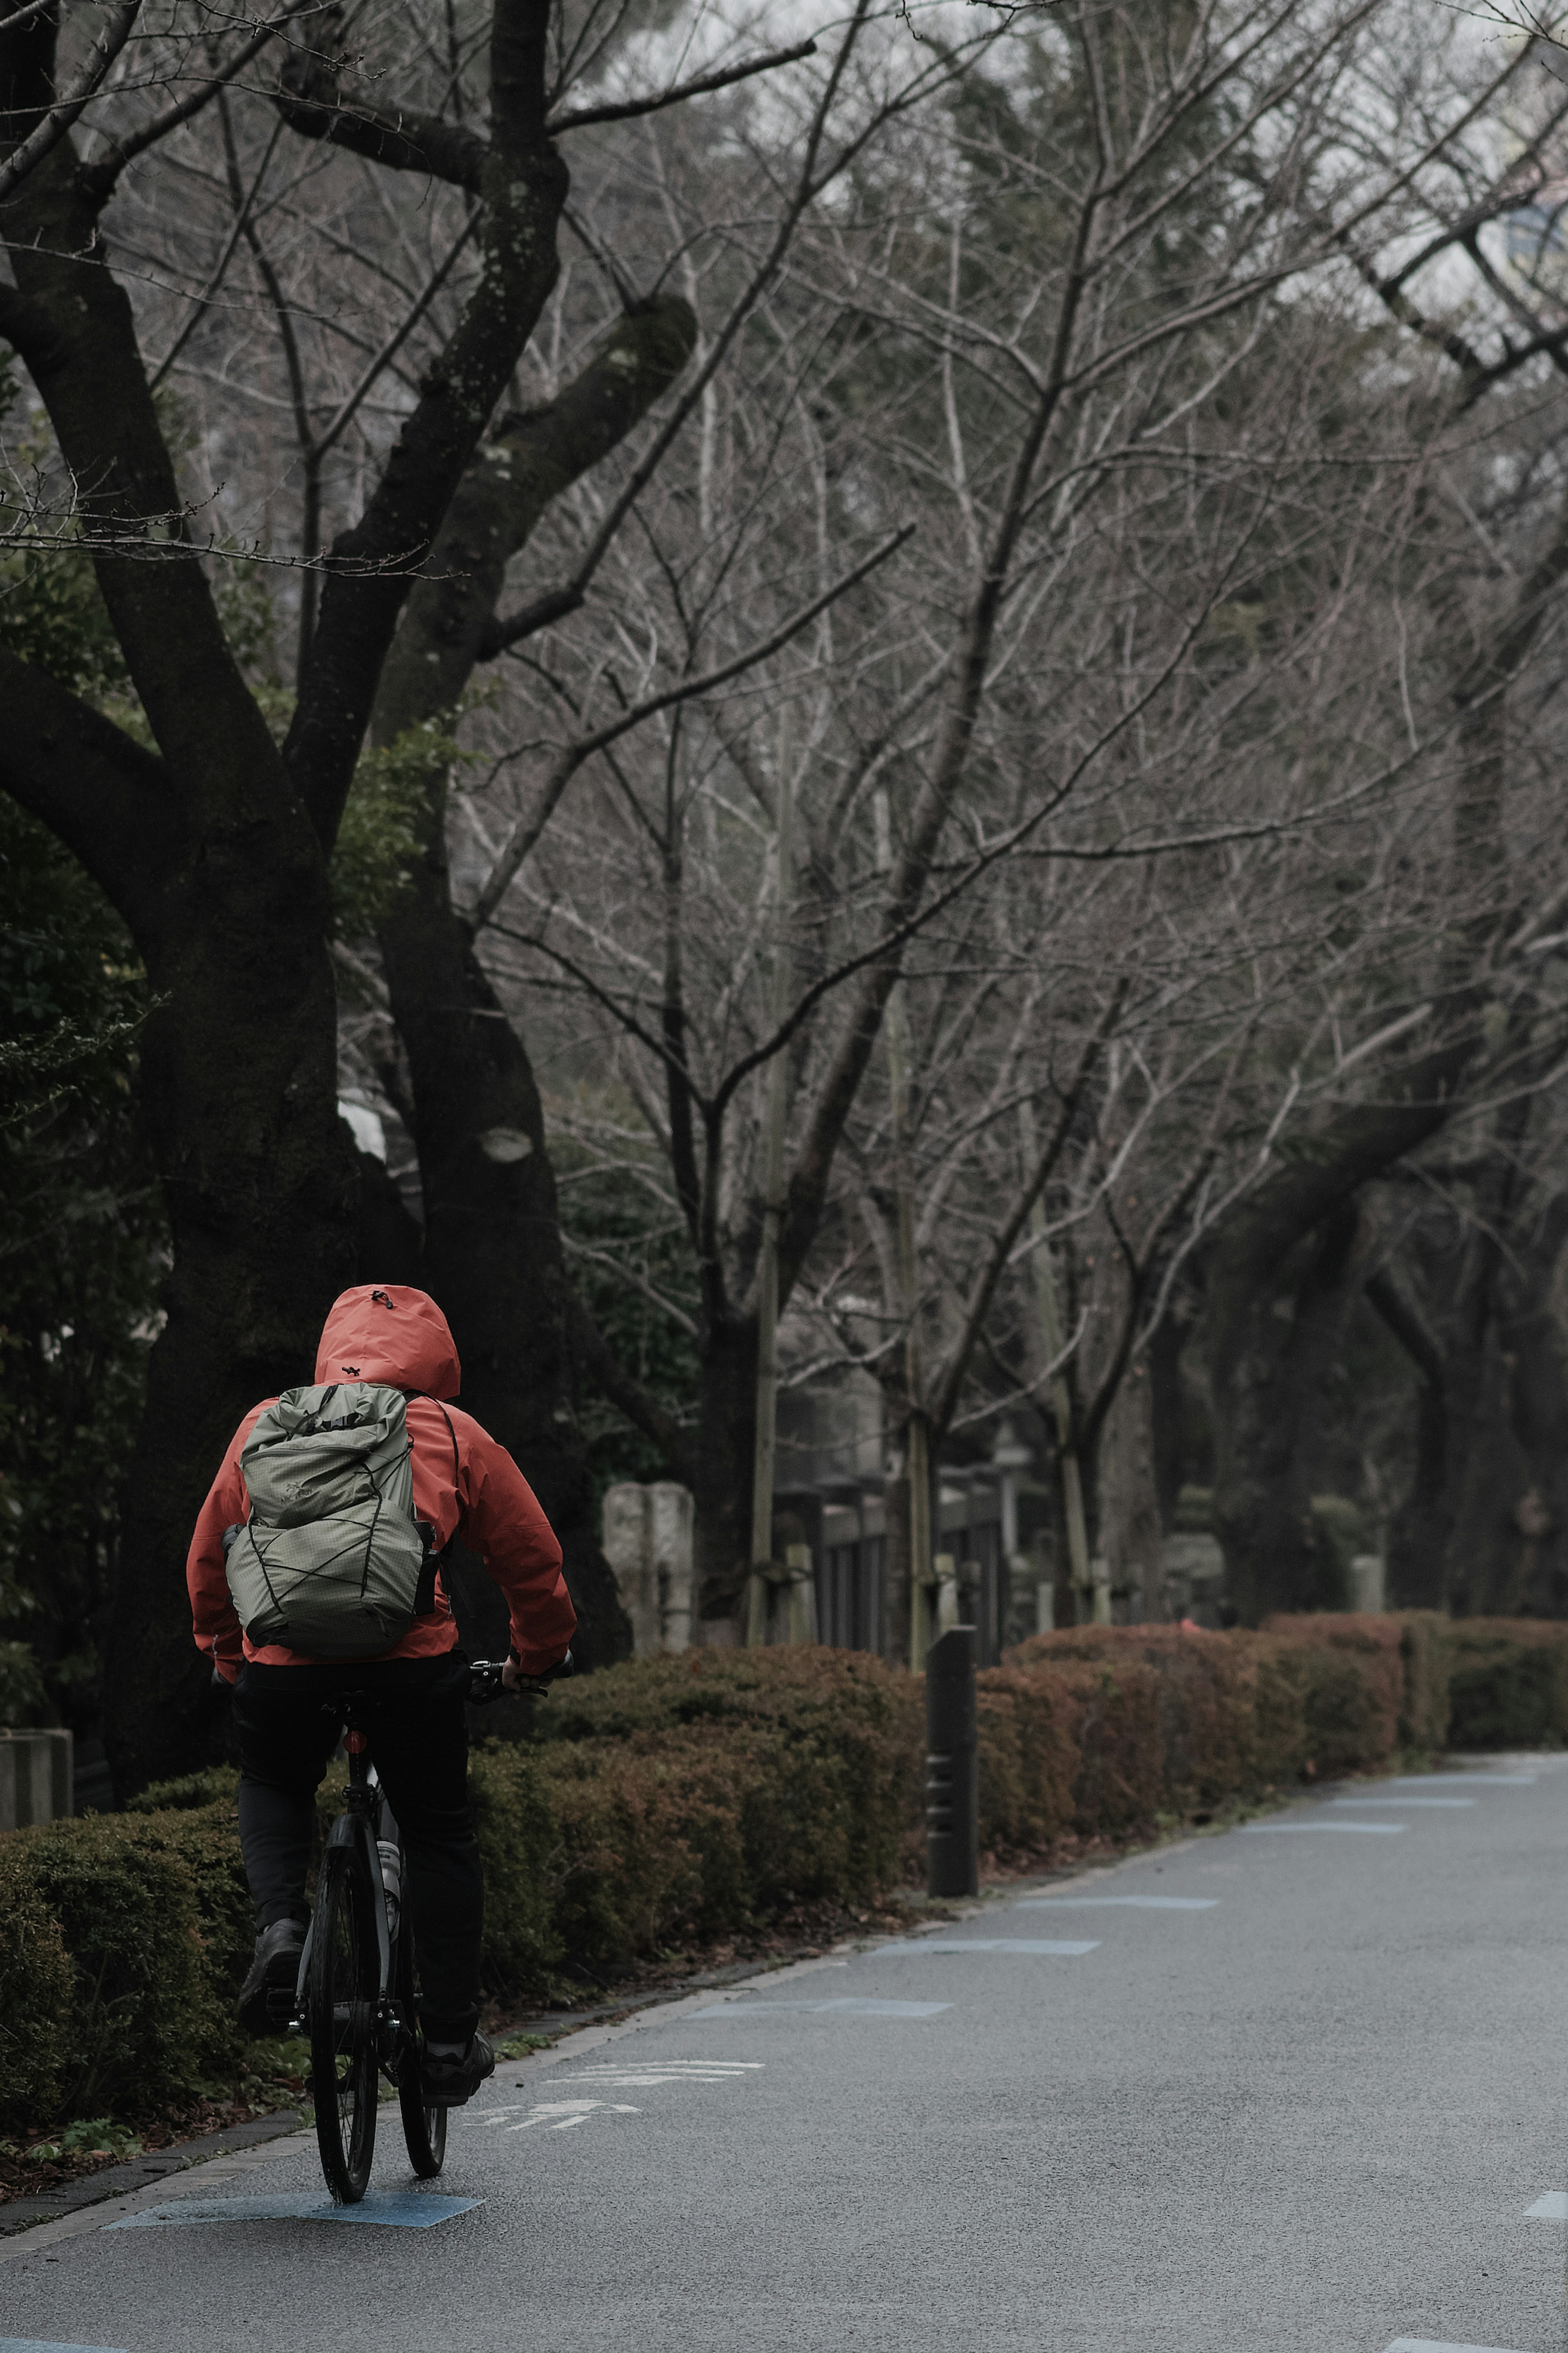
[224, 1381, 444, 1662]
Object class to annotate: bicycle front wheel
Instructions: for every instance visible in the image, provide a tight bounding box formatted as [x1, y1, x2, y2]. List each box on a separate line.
[394, 1895, 447, 2178]
[308, 1846, 379, 2203]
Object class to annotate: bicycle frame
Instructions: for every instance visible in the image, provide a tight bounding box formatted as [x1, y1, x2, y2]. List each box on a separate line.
[290, 1719, 392, 2025]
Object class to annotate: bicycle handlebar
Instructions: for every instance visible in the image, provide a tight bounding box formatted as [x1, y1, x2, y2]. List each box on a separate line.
[468, 1650, 573, 1704]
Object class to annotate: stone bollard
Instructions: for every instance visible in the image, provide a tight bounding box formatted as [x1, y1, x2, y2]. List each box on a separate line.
[0, 1727, 74, 1830]
[602, 1483, 695, 1658]
[781, 1543, 817, 1644]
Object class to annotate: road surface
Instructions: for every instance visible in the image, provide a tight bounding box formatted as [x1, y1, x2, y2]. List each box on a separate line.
[4, 1754, 1566, 2353]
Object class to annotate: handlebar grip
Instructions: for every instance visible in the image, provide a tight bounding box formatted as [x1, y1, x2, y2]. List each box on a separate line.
[468, 1651, 573, 1704]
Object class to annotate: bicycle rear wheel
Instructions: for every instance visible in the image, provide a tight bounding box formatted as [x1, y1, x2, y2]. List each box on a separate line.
[308, 1846, 379, 2203]
[394, 1896, 447, 2177]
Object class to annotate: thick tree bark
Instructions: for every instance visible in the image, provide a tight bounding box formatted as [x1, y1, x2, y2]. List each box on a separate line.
[0, 92, 363, 1786]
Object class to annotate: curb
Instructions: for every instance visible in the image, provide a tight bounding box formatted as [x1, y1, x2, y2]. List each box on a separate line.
[0, 2107, 305, 2237]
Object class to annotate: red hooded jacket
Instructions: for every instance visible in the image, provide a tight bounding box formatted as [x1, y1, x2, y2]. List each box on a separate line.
[187, 1285, 576, 1679]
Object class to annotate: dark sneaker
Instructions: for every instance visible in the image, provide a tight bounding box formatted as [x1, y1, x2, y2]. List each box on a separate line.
[238, 1918, 305, 2039]
[419, 2030, 495, 2109]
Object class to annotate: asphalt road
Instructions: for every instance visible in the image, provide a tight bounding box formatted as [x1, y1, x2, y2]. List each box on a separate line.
[4, 1755, 1566, 2353]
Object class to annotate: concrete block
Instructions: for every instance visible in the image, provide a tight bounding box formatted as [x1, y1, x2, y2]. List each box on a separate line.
[0, 1726, 74, 1830]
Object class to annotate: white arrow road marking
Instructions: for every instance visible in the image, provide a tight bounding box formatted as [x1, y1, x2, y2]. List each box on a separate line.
[462, 2099, 640, 2134]
[1392, 1773, 1535, 1787]
[1239, 1821, 1403, 1834]
[1524, 2191, 1568, 2218]
[872, 1938, 1098, 1956]
[1015, 1896, 1217, 1910]
[546, 2061, 765, 2089]
[1332, 1797, 1474, 1809]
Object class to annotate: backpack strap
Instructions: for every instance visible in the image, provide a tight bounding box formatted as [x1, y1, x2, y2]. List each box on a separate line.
[410, 1395, 463, 1618]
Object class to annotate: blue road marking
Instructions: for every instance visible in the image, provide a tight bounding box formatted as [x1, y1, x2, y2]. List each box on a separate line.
[1240, 1820, 1402, 1834]
[107, 2191, 480, 2230]
[873, 1938, 1097, 1956]
[692, 1998, 951, 2018]
[1015, 1896, 1217, 1910]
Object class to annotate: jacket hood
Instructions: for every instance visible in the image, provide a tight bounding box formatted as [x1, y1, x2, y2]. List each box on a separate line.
[313, 1286, 461, 1401]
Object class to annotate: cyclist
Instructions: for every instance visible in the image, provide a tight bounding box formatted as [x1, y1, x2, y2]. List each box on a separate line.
[186, 1282, 575, 2108]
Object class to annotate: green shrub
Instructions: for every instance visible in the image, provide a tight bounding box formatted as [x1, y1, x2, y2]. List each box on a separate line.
[1263, 1615, 1403, 1773]
[1013, 1627, 1265, 1811]
[469, 1740, 563, 1990]
[1394, 1613, 1451, 1751]
[0, 1840, 73, 2132]
[9, 1619, 1568, 2142]
[128, 1765, 241, 1814]
[1443, 1621, 1568, 1749]
[5, 1816, 214, 2120]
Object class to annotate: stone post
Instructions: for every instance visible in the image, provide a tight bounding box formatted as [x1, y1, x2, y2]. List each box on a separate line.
[650, 1483, 695, 1652]
[602, 1483, 695, 1659]
[0, 1727, 74, 1830]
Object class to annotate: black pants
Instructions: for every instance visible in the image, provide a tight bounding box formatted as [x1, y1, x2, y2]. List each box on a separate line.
[233, 1653, 482, 2041]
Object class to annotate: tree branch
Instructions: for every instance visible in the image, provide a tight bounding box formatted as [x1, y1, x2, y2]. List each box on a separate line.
[274, 38, 486, 189]
[78, 2, 318, 201]
[565, 1285, 695, 1485]
[467, 524, 914, 931]
[927, 1002, 1121, 1444]
[0, 649, 184, 925]
[546, 38, 817, 134]
[0, 0, 139, 207]
[283, 0, 567, 849]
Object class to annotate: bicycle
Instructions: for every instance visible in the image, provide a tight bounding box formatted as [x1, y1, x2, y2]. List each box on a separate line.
[291, 1653, 569, 2204]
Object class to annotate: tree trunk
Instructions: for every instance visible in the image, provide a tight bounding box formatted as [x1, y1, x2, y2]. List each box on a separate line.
[1096, 1354, 1165, 1622]
[692, 1315, 760, 1630]
[378, 828, 628, 1666]
[1207, 1194, 1373, 1622]
[0, 118, 362, 1790]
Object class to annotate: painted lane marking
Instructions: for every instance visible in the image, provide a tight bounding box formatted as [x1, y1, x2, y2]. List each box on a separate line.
[1524, 2191, 1567, 2218]
[1392, 1773, 1535, 1787]
[545, 2062, 764, 2088]
[1383, 2339, 1535, 2352]
[1239, 1821, 1403, 1835]
[107, 2191, 479, 2230]
[1015, 1896, 1216, 1910]
[1332, 1797, 1474, 1809]
[0, 2342, 130, 2351]
[872, 1938, 1097, 1956]
[463, 2099, 639, 2134]
[691, 1998, 950, 2018]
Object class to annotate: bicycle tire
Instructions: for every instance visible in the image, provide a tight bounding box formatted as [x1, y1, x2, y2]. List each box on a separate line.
[308, 1844, 379, 2203]
[394, 1888, 447, 2177]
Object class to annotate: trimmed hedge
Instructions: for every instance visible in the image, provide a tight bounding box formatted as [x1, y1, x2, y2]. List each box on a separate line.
[4, 1612, 1566, 2137]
